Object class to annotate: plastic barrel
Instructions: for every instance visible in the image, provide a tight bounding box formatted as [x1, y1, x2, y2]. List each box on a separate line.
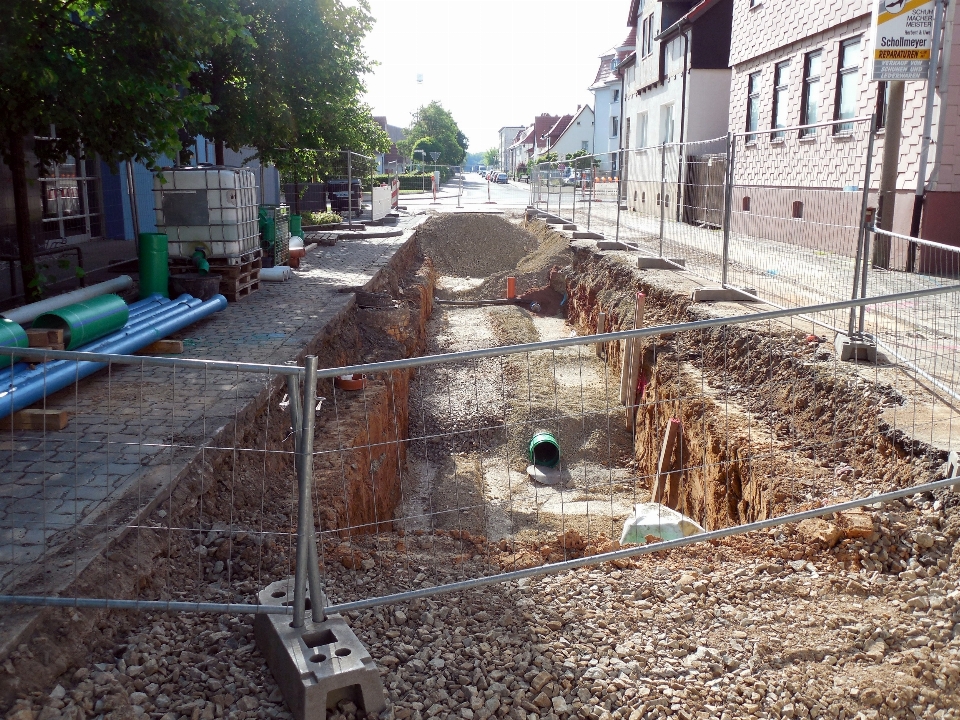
[289, 214, 302, 237]
[139, 232, 169, 299]
[528, 431, 560, 468]
[0, 319, 28, 368]
[33, 294, 131, 350]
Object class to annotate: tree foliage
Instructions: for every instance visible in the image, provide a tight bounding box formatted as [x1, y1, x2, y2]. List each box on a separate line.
[1, 0, 245, 299]
[190, 0, 389, 172]
[397, 102, 468, 166]
[482, 148, 499, 167]
[1, 0, 387, 298]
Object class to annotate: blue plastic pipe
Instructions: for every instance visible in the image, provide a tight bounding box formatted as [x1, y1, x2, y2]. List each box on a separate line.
[0, 296, 207, 391]
[0, 294, 227, 419]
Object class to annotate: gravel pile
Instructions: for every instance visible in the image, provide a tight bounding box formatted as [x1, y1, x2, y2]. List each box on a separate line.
[7, 494, 958, 720]
[416, 215, 535, 279]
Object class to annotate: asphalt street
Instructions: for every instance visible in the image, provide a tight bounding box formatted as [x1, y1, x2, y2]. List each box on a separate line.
[398, 172, 532, 212]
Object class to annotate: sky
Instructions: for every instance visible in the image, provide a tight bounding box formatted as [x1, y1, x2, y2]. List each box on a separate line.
[361, 0, 632, 154]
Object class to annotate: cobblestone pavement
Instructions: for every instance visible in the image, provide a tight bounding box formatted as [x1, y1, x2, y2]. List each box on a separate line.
[0, 217, 425, 598]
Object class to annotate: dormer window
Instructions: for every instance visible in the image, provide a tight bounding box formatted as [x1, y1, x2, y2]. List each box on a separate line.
[611, 58, 619, 71]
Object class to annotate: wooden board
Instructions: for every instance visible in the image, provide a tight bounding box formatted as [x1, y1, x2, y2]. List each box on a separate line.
[136, 339, 183, 355]
[26, 328, 65, 351]
[0, 409, 69, 432]
[651, 418, 682, 509]
[595, 311, 606, 358]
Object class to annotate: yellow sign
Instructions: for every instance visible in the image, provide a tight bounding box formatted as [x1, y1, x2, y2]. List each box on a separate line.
[871, 0, 936, 81]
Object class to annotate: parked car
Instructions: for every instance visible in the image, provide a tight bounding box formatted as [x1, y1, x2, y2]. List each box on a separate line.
[496, 173, 508, 184]
[325, 178, 362, 217]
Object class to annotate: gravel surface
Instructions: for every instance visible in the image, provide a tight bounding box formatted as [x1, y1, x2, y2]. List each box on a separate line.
[7, 493, 958, 720]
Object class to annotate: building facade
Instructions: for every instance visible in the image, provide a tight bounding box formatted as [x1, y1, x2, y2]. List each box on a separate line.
[544, 105, 596, 161]
[728, 0, 960, 246]
[498, 126, 525, 172]
[591, 28, 637, 174]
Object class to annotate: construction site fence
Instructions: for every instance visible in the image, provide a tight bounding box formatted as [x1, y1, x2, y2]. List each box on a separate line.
[280, 150, 377, 222]
[529, 115, 960, 398]
[2, 284, 959, 619]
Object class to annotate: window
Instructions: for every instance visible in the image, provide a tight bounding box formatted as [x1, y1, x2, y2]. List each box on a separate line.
[624, 117, 631, 149]
[581, 140, 589, 151]
[746, 71, 761, 135]
[771, 61, 790, 139]
[835, 36, 861, 133]
[641, 15, 654, 57]
[800, 50, 822, 135]
[611, 58, 619, 72]
[660, 104, 674, 143]
[792, 200, 804, 218]
[36, 147, 103, 244]
[613, 89, 620, 103]
[611, 116, 619, 137]
[637, 112, 648, 148]
[742, 196, 751, 212]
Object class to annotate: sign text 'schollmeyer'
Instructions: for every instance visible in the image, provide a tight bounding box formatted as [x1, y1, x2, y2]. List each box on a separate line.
[871, 0, 936, 81]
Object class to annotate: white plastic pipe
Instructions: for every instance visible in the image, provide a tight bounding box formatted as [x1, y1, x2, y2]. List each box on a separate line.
[260, 266, 293, 282]
[2, 276, 134, 325]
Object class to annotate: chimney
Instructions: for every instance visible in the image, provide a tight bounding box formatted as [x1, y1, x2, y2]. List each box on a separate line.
[577, 104, 581, 111]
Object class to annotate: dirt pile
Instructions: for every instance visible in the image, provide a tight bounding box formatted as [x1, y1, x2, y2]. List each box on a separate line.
[459, 218, 573, 301]
[415, 214, 535, 279]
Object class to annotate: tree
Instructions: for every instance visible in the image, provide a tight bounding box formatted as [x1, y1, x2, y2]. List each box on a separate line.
[398, 102, 468, 166]
[566, 149, 595, 170]
[189, 0, 389, 172]
[532, 152, 558, 166]
[1, 0, 244, 300]
[483, 148, 499, 168]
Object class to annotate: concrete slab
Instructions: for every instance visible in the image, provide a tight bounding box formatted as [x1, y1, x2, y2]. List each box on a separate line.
[572, 231, 604, 240]
[637, 257, 686, 269]
[690, 287, 759, 303]
[254, 580, 385, 720]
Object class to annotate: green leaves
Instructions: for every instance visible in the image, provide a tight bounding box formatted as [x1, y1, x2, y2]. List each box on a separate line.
[398, 102, 469, 167]
[191, 0, 388, 166]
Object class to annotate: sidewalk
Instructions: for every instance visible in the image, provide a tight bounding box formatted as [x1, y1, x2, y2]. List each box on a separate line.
[0, 216, 424, 652]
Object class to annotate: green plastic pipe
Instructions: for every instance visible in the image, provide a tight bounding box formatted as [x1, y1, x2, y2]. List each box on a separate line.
[528, 431, 560, 467]
[192, 248, 210, 275]
[289, 214, 302, 237]
[139, 232, 169, 299]
[0, 319, 28, 368]
[32, 294, 130, 350]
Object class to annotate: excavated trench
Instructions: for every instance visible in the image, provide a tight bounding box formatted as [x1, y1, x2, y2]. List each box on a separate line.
[3, 213, 954, 709]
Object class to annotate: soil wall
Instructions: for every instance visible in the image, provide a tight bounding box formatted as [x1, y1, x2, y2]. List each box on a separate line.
[563, 242, 946, 531]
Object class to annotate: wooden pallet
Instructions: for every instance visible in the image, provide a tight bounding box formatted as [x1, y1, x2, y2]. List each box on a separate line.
[222, 278, 260, 302]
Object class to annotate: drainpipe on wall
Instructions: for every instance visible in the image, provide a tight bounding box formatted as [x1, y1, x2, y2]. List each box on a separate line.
[677, 25, 690, 222]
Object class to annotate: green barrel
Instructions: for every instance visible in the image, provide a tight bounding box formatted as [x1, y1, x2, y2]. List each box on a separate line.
[33, 294, 130, 350]
[0, 319, 28, 368]
[289, 214, 302, 237]
[528, 431, 560, 468]
[139, 232, 169, 299]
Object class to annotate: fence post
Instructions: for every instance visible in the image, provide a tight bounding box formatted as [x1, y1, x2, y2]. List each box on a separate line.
[615, 150, 624, 245]
[659, 142, 667, 257]
[289, 356, 324, 627]
[587, 159, 594, 231]
[720, 132, 735, 287]
[849, 115, 878, 337]
[347, 151, 353, 228]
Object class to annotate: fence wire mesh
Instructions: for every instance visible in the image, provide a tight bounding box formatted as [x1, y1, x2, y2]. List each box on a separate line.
[0, 350, 304, 613]
[7, 285, 957, 616]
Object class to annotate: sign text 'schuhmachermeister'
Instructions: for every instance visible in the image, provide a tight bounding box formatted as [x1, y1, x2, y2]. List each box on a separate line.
[871, 0, 936, 81]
